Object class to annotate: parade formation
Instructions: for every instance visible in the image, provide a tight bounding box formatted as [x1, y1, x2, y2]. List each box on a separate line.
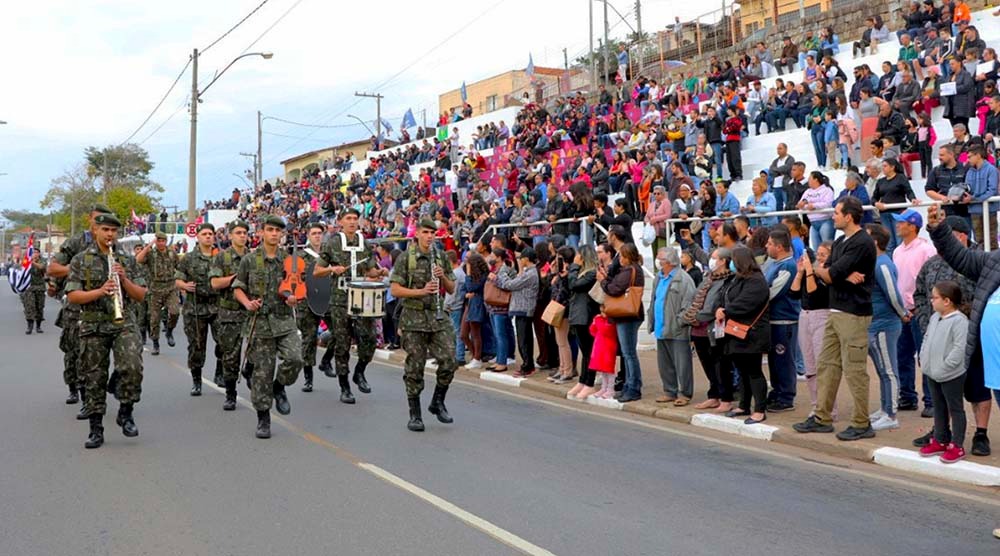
[34, 204, 454, 448]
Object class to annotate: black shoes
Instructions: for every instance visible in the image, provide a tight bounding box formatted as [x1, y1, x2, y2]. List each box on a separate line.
[353, 365, 371, 394]
[85, 414, 104, 449]
[836, 425, 875, 441]
[913, 429, 934, 447]
[223, 380, 237, 411]
[66, 386, 79, 405]
[793, 416, 835, 434]
[319, 360, 335, 378]
[428, 385, 453, 424]
[273, 381, 291, 415]
[744, 415, 767, 425]
[725, 409, 751, 418]
[116, 404, 138, 437]
[25, 320, 32, 335]
[897, 400, 918, 411]
[338, 374, 356, 404]
[302, 366, 313, 392]
[920, 406, 934, 418]
[972, 431, 992, 456]
[35, 320, 42, 333]
[618, 392, 642, 403]
[151, 339, 160, 356]
[165, 330, 176, 347]
[407, 397, 425, 432]
[766, 401, 794, 413]
[214, 365, 224, 388]
[255, 410, 271, 439]
[190, 370, 202, 396]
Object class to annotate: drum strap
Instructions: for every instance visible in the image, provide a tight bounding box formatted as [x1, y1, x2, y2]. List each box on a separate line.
[339, 232, 364, 280]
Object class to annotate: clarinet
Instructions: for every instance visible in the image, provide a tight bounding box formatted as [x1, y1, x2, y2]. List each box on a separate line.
[106, 242, 125, 325]
[431, 247, 444, 320]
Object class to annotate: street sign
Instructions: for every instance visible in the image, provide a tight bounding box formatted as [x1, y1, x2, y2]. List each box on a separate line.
[185, 223, 197, 237]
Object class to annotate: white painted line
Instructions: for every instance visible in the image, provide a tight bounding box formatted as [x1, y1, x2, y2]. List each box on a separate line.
[479, 371, 524, 387]
[691, 413, 778, 441]
[872, 447, 1000, 487]
[585, 396, 624, 410]
[360, 463, 557, 556]
[374, 349, 393, 361]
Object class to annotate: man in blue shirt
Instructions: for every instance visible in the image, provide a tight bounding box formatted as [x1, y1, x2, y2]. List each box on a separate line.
[963, 145, 998, 251]
[764, 229, 802, 411]
[647, 248, 697, 404]
[617, 45, 630, 80]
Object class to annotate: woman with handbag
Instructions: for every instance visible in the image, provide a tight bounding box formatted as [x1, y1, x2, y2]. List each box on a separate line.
[547, 246, 577, 384]
[493, 248, 540, 378]
[485, 249, 516, 373]
[714, 247, 771, 425]
[599, 243, 646, 403]
[567, 246, 601, 399]
[461, 253, 490, 369]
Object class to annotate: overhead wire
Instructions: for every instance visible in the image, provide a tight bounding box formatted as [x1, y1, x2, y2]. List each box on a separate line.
[200, 0, 272, 54]
[119, 58, 192, 145]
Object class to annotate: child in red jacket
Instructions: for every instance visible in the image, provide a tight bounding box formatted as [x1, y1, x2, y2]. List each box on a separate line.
[589, 314, 619, 399]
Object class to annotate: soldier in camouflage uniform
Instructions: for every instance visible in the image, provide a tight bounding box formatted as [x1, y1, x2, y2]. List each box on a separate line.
[210, 219, 251, 411]
[233, 215, 304, 439]
[131, 244, 150, 344]
[20, 251, 46, 334]
[48, 204, 114, 415]
[295, 222, 330, 393]
[389, 218, 458, 432]
[65, 213, 147, 449]
[136, 231, 180, 355]
[175, 223, 220, 396]
[314, 209, 386, 404]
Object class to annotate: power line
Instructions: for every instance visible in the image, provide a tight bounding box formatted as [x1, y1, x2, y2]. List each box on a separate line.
[239, 0, 307, 55]
[263, 131, 337, 141]
[119, 58, 192, 145]
[201, 0, 272, 54]
[264, 116, 359, 129]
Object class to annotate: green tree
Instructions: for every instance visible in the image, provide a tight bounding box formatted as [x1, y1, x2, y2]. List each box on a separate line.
[105, 187, 155, 226]
[0, 210, 50, 231]
[40, 164, 99, 236]
[84, 143, 164, 199]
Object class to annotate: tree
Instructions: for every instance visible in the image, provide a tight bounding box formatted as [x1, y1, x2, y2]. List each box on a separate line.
[40, 164, 99, 236]
[105, 187, 155, 227]
[84, 144, 164, 199]
[0, 210, 50, 231]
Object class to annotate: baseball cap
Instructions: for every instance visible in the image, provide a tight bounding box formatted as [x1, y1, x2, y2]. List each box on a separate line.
[891, 209, 923, 229]
[945, 215, 971, 235]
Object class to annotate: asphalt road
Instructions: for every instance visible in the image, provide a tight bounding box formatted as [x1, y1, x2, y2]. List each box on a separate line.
[1, 288, 997, 556]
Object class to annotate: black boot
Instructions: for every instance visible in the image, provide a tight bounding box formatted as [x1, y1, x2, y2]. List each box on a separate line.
[106, 371, 120, 396]
[273, 381, 291, 415]
[66, 385, 79, 405]
[35, 320, 42, 333]
[151, 339, 160, 356]
[242, 362, 253, 392]
[223, 380, 237, 411]
[214, 362, 224, 388]
[190, 369, 202, 396]
[116, 403, 138, 437]
[407, 397, 425, 432]
[319, 358, 335, 377]
[353, 363, 371, 394]
[338, 374, 356, 404]
[25, 320, 32, 335]
[255, 410, 271, 439]
[84, 414, 104, 449]
[165, 329, 176, 347]
[428, 385, 454, 424]
[302, 366, 313, 392]
[140, 327, 147, 345]
[76, 387, 88, 420]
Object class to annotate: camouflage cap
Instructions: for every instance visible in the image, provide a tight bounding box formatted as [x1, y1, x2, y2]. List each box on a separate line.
[262, 215, 286, 230]
[196, 223, 215, 233]
[93, 213, 122, 228]
[228, 219, 250, 232]
[154, 231, 168, 240]
[418, 217, 438, 231]
[92, 203, 113, 215]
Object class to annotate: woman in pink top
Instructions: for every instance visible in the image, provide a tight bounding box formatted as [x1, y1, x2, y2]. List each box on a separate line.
[797, 171, 835, 249]
[644, 184, 672, 254]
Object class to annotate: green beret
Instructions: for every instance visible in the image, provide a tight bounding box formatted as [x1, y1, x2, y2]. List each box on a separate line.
[196, 223, 215, 233]
[262, 215, 286, 230]
[154, 231, 168, 240]
[91, 203, 113, 215]
[418, 217, 438, 231]
[228, 219, 250, 232]
[93, 213, 121, 228]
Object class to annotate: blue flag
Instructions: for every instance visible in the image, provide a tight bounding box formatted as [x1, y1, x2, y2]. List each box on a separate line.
[379, 117, 393, 133]
[460, 81, 468, 103]
[401, 108, 416, 130]
[526, 53, 535, 79]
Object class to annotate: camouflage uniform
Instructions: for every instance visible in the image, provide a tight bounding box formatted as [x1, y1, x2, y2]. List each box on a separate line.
[316, 232, 378, 376]
[65, 245, 145, 417]
[143, 248, 179, 341]
[20, 258, 46, 323]
[53, 231, 97, 395]
[296, 248, 328, 367]
[130, 255, 149, 338]
[389, 243, 457, 398]
[175, 250, 219, 378]
[209, 246, 249, 383]
[233, 247, 303, 412]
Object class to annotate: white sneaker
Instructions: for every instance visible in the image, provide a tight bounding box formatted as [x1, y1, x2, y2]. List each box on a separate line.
[869, 409, 887, 422]
[507, 358, 517, 365]
[466, 359, 482, 369]
[871, 414, 900, 431]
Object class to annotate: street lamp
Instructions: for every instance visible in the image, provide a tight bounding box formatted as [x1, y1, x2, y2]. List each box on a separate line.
[188, 50, 273, 221]
[346, 114, 376, 135]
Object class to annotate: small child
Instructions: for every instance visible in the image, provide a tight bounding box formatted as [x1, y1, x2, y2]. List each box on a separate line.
[823, 111, 839, 169]
[588, 314, 619, 399]
[881, 135, 901, 160]
[918, 281, 970, 464]
[916, 114, 936, 178]
[963, 48, 980, 77]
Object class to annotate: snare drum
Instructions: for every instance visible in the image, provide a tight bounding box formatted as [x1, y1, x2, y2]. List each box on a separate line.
[346, 280, 387, 317]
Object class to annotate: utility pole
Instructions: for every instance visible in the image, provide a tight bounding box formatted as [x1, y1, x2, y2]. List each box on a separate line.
[257, 110, 263, 187]
[589, 0, 596, 92]
[354, 91, 384, 142]
[421, 108, 427, 131]
[563, 47, 569, 70]
[635, 0, 642, 38]
[603, 0, 610, 87]
[188, 47, 199, 222]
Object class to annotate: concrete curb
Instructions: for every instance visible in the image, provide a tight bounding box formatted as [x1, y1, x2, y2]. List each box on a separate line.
[691, 413, 779, 441]
[872, 447, 1000, 487]
[479, 372, 524, 387]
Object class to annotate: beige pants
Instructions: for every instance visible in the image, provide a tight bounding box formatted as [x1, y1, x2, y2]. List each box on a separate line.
[554, 319, 573, 375]
[815, 311, 872, 429]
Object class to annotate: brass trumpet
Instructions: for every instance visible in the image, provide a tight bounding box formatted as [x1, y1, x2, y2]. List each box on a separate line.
[107, 242, 125, 325]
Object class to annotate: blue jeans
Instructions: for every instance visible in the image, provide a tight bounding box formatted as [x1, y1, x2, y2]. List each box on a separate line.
[567, 234, 580, 248]
[771, 187, 786, 213]
[767, 323, 799, 406]
[797, 50, 817, 69]
[869, 328, 901, 417]
[838, 143, 850, 167]
[810, 218, 833, 250]
[481, 313, 495, 357]
[897, 318, 931, 408]
[711, 142, 725, 179]
[880, 212, 900, 254]
[616, 320, 643, 397]
[450, 310, 466, 362]
[491, 313, 514, 366]
[810, 126, 826, 167]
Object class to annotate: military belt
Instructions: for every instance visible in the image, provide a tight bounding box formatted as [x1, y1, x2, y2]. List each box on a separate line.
[218, 298, 241, 310]
[79, 311, 114, 323]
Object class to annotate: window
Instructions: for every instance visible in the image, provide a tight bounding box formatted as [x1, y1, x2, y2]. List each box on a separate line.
[486, 95, 497, 112]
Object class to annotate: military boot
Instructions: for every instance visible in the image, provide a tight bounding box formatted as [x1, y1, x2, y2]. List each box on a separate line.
[273, 381, 291, 415]
[84, 414, 104, 449]
[116, 403, 138, 437]
[223, 380, 238, 411]
[319, 358, 335, 378]
[255, 410, 271, 439]
[428, 385, 454, 424]
[165, 328, 176, 347]
[190, 369, 202, 396]
[151, 339, 160, 356]
[65, 385, 79, 405]
[338, 374, 355, 404]
[35, 320, 43, 333]
[140, 327, 147, 345]
[76, 387, 89, 420]
[407, 397, 425, 432]
[25, 320, 32, 335]
[106, 371, 120, 396]
[302, 366, 314, 392]
[213, 362, 224, 388]
[352, 363, 371, 394]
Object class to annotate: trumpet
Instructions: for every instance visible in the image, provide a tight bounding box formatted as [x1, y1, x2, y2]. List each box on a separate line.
[107, 242, 125, 325]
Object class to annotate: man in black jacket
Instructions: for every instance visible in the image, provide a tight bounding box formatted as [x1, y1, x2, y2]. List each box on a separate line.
[768, 143, 796, 212]
[875, 100, 906, 145]
[696, 107, 725, 179]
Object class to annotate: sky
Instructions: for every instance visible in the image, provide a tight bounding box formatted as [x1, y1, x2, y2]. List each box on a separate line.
[0, 0, 712, 216]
